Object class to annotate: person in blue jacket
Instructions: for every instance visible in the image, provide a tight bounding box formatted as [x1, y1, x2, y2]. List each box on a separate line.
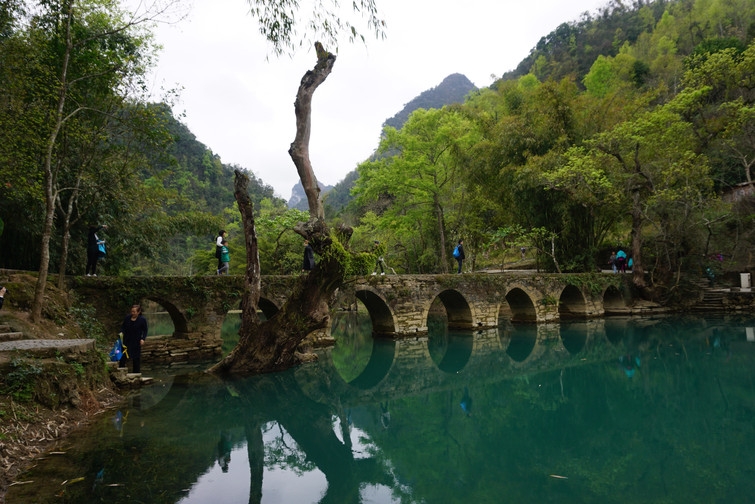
[616, 248, 627, 273]
[454, 239, 466, 274]
[86, 224, 107, 276]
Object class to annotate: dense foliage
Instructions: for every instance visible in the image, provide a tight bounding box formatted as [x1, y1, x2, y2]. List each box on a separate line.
[1, 0, 753, 305]
[0, 0, 286, 281]
[344, 0, 755, 299]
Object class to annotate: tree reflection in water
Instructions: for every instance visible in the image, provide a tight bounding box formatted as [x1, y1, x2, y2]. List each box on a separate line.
[8, 314, 755, 504]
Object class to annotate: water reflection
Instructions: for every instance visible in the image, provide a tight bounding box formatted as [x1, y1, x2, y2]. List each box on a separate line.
[8, 314, 755, 504]
[504, 323, 538, 362]
[427, 315, 473, 373]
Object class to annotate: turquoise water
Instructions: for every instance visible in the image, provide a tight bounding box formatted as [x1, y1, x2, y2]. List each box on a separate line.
[7, 313, 755, 503]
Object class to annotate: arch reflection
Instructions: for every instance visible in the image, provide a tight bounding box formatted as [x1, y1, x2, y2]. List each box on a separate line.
[505, 324, 538, 362]
[560, 321, 589, 354]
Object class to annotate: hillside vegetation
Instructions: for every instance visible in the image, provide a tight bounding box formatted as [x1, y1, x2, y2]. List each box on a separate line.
[0, 0, 753, 304]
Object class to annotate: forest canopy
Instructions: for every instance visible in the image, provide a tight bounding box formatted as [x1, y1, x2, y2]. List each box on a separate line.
[0, 0, 753, 306]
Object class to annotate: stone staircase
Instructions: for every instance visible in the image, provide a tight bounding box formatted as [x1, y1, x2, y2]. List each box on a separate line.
[692, 288, 727, 311]
[0, 323, 25, 343]
[685, 277, 734, 311]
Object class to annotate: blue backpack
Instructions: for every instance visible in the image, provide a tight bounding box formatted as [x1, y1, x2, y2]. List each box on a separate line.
[453, 245, 461, 259]
[109, 338, 123, 362]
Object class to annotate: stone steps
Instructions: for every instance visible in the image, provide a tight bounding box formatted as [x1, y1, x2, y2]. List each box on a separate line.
[691, 289, 726, 311]
[0, 331, 24, 342]
[0, 323, 26, 343]
[0, 338, 95, 354]
[107, 362, 153, 388]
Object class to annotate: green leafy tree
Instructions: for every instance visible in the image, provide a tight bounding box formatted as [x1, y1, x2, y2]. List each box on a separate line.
[582, 105, 712, 292]
[255, 200, 308, 275]
[246, 0, 385, 57]
[0, 0, 164, 321]
[353, 108, 478, 273]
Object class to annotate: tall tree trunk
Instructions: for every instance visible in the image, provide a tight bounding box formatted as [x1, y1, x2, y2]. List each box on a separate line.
[210, 45, 347, 376]
[630, 188, 647, 289]
[288, 43, 335, 221]
[56, 175, 81, 289]
[32, 0, 74, 322]
[435, 195, 448, 273]
[628, 143, 650, 293]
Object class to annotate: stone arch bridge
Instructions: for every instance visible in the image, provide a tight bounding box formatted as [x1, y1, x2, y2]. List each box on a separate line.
[71, 273, 630, 364]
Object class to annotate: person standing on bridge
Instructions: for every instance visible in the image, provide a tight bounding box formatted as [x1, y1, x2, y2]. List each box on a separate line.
[217, 240, 230, 275]
[86, 224, 107, 276]
[453, 239, 466, 274]
[119, 304, 148, 374]
[372, 240, 387, 276]
[616, 248, 627, 273]
[215, 230, 226, 274]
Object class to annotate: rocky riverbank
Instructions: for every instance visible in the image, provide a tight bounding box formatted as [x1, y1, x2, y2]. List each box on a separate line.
[0, 272, 122, 502]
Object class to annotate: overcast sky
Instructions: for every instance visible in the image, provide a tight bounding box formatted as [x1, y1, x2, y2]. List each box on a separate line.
[139, 0, 609, 199]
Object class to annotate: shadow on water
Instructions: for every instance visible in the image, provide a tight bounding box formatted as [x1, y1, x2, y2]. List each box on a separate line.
[8, 313, 755, 504]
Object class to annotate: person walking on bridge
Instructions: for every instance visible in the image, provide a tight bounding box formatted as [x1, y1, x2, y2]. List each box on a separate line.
[372, 240, 386, 276]
[217, 240, 230, 275]
[86, 224, 107, 276]
[215, 230, 226, 274]
[453, 239, 466, 274]
[616, 248, 627, 273]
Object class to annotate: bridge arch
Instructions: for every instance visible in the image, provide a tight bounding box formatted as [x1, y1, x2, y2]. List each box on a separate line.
[258, 297, 280, 320]
[429, 289, 474, 330]
[143, 296, 189, 337]
[558, 285, 588, 319]
[603, 285, 626, 310]
[504, 287, 538, 322]
[354, 289, 396, 336]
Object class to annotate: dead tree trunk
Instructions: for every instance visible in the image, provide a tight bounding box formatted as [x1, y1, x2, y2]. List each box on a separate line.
[209, 45, 346, 376]
[288, 42, 335, 221]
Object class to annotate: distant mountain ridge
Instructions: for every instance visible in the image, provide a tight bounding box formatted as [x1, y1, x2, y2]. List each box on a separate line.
[292, 73, 477, 210]
[383, 73, 477, 130]
[287, 180, 335, 211]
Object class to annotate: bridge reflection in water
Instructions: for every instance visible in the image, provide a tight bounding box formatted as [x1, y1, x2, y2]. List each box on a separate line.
[8, 314, 755, 504]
